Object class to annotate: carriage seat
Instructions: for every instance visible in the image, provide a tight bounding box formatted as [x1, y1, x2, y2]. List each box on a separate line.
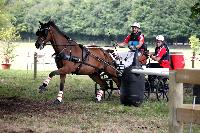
[111, 51, 140, 68]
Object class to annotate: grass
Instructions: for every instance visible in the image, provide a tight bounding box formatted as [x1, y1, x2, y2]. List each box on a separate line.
[0, 70, 199, 132]
[1, 42, 200, 132]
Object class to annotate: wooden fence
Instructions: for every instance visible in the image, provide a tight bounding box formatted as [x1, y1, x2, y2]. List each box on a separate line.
[169, 69, 200, 133]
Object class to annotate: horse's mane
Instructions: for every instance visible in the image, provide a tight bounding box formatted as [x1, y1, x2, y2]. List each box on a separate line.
[47, 21, 71, 40]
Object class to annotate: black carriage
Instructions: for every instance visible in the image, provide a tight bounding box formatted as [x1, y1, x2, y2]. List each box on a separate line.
[94, 63, 124, 100]
[144, 72, 169, 102]
[144, 61, 169, 101]
[94, 51, 169, 102]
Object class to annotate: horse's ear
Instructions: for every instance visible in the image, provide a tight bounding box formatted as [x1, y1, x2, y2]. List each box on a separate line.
[39, 21, 43, 26]
[48, 20, 55, 25]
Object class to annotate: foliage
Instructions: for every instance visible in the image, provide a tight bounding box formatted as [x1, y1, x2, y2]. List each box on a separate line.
[191, 2, 200, 18]
[189, 35, 200, 53]
[0, 0, 12, 29]
[2, 0, 200, 43]
[0, 27, 20, 63]
[130, 0, 199, 40]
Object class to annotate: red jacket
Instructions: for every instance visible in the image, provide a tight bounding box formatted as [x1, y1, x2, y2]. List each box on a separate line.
[155, 45, 171, 69]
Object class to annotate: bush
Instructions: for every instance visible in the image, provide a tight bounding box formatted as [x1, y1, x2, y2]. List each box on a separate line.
[0, 27, 20, 64]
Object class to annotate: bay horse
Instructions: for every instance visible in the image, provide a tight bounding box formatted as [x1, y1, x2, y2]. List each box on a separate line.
[35, 21, 120, 104]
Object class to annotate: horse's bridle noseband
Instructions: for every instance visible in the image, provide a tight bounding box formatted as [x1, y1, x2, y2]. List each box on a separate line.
[36, 26, 51, 49]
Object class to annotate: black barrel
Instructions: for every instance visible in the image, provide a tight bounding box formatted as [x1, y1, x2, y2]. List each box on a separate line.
[120, 66, 145, 107]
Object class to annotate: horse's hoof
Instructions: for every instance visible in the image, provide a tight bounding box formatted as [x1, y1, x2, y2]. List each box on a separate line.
[53, 99, 62, 105]
[95, 97, 102, 103]
[39, 85, 47, 93]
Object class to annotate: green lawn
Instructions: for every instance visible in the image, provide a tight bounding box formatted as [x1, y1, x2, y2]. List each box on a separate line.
[0, 70, 199, 132]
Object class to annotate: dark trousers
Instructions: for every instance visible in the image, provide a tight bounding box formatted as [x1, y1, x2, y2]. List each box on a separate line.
[147, 63, 168, 90]
[193, 84, 200, 104]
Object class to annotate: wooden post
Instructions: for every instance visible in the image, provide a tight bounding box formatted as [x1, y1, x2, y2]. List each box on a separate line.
[192, 51, 195, 68]
[34, 52, 37, 80]
[168, 71, 183, 133]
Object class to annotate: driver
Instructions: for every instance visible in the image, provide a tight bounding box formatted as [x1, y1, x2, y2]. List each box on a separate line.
[148, 35, 171, 90]
[116, 22, 146, 67]
[150, 35, 171, 69]
[118, 22, 145, 52]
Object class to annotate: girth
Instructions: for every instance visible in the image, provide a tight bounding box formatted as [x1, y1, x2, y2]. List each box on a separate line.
[54, 44, 121, 76]
[54, 44, 102, 74]
[72, 45, 90, 74]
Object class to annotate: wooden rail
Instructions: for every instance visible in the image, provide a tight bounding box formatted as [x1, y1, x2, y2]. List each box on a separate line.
[169, 69, 200, 133]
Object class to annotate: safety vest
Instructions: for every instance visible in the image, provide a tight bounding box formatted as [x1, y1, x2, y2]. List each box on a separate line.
[129, 32, 146, 52]
[155, 44, 169, 61]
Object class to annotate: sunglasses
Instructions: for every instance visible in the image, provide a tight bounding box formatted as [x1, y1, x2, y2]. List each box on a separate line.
[156, 41, 162, 44]
[131, 26, 138, 29]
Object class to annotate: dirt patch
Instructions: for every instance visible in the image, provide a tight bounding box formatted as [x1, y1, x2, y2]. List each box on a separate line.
[0, 96, 85, 133]
[0, 96, 84, 116]
[0, 124, 35, 133]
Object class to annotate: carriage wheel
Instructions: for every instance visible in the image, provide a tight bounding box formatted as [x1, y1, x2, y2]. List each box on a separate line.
[155, 80, 168, 102]
[144, 78, 151, 100]
[163, 81, 169, 102]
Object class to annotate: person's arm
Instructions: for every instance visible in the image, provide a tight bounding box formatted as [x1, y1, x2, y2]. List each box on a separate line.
[136, 34, 144, 49]
[150, 47, 166, 62]
[136, 41, 143, 49]
[150, 54, 161, 61]
[118, 34, 130, 47]
[118, 42, 127, 47]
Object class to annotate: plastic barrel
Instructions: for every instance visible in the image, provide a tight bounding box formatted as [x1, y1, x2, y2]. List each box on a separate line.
[120, 66, 145, 107]
[170, 52, 185, 70]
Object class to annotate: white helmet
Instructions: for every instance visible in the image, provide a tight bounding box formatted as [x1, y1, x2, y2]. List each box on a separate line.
[156, 35, 164, 41]
[131, 22, 140, 28]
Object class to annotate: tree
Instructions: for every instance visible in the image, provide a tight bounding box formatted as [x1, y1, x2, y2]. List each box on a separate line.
[189, 35, 200, 54]
[0, 26, 20, 64]
[191, 2, 200, 18]
[6, 0, 200, 43]
[130, 0, 200, 41]
[0, 0, 12, 29]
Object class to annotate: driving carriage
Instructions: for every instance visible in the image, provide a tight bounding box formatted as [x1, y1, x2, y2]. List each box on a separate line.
[94, 46, 169, 102]
[35, 20, 169, 105]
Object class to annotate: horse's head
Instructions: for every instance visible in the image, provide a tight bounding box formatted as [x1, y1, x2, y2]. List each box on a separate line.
[35, 21, 52, 49]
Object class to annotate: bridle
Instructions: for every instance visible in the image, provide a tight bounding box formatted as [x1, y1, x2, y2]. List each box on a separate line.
[36, 25, 76, 50]
[36, 26, 50, 49]
[35, 23, 122, 76]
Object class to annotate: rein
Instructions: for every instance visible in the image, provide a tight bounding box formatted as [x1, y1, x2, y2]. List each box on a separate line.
[89, 51, 122, 75]
[46, 27, 121, 76]
[45, 43, 76, 46]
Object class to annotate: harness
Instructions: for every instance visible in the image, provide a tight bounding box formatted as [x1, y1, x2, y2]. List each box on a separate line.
[54, 43, 121, 76]
[41, 25, 121, 77]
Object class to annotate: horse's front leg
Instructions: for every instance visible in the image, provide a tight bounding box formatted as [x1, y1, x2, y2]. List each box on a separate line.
[39, 70, 59, 93]
[53, 74, 66, 104]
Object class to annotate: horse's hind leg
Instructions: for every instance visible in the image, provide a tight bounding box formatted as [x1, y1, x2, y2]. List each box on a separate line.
[89, 73, 107, 102]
